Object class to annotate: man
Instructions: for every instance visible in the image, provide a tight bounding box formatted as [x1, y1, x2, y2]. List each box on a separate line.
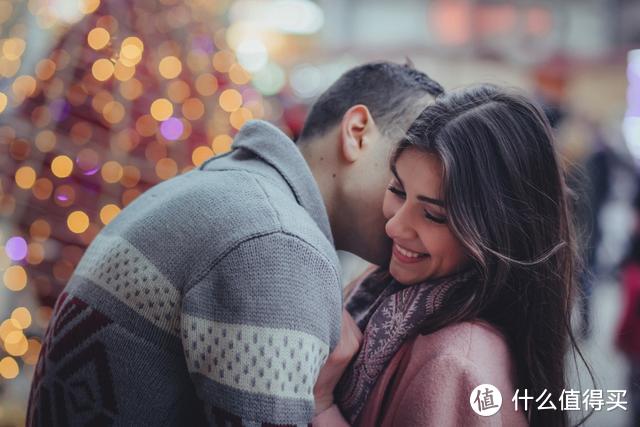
[27, 61, 443, 426]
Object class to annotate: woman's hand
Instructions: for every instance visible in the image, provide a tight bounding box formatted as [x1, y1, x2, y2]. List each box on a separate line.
[313, 309, 363, 415]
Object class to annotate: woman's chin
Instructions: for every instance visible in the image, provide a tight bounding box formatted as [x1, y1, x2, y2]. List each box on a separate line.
[389, 264, 428, 286]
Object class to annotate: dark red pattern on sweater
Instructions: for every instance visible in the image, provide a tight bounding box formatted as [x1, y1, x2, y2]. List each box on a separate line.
[27, 292, 117, 426]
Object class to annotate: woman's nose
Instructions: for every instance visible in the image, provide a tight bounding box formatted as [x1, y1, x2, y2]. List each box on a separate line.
[385, 204, 416, 241]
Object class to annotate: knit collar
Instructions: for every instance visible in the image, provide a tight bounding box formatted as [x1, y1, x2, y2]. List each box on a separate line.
[231, 120, 334, 245]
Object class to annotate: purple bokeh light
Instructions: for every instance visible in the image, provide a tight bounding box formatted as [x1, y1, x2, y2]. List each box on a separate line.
[192, 36, 214, 54]
[5, 236, 28, 261]
[82, 167, 100, 176]
[241, 87, 260, 103]
[50, 99, 70, 122]
[160, 117, 184, 141]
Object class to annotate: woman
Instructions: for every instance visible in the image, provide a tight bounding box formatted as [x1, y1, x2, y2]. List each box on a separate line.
[312, 84, 591, 426]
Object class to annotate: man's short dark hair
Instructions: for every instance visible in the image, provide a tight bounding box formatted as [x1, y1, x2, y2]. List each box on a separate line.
[298, 61, 444, 142]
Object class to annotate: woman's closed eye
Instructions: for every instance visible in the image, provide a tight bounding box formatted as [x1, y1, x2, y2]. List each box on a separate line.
[387, 185, 406, 199]
[423, 209, 447, 224]
[388, 185, 447, 224]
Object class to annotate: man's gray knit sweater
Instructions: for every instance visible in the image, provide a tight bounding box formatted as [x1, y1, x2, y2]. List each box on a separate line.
[27, 120, 343, 426]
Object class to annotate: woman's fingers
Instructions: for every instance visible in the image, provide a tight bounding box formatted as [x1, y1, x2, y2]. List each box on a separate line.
[313, 310, 363, 414]
[329, 310, 363, 364]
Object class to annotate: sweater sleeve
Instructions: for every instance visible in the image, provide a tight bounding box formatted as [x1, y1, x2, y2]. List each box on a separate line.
[392, 354, 502, 427]
[180, 231, 343, 426]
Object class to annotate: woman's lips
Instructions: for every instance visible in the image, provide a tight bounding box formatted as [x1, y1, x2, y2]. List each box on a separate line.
[392, 243, 429, 264]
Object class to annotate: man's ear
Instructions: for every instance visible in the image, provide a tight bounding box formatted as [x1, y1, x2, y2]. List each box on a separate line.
[339, 104, 375, 163]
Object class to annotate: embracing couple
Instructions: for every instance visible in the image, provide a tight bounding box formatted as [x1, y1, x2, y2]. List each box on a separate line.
[27, 62, 581, 427]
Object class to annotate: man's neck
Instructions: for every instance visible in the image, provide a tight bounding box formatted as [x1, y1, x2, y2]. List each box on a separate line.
[299, 141, 343, 251]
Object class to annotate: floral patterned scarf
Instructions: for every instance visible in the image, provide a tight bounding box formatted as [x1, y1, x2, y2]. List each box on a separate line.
[335, 267, 478, 424]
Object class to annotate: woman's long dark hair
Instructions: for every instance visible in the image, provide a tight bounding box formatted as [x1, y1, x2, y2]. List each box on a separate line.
[393, 84, 594, 427]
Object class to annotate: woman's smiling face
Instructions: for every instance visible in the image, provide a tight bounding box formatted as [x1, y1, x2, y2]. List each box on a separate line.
[383, 148, 470, 285]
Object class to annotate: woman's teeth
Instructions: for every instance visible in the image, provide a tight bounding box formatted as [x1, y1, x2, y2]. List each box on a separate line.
[395, 244, 427, 258]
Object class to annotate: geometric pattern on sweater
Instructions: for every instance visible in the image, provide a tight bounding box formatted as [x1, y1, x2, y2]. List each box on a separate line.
[27, 291, 117, 426]
[183, 314, 329, 402]
[73, 233, 181, 336]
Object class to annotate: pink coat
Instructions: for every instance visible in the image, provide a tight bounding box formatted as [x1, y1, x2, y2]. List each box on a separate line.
[356, 319, 529, 426]
[616, 263, 640, 360]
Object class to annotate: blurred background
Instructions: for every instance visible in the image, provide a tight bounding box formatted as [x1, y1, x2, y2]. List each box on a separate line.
[0, 0, 638, 425]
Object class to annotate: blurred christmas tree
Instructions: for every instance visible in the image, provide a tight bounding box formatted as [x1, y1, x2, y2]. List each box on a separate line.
[0, 0, 318, 421]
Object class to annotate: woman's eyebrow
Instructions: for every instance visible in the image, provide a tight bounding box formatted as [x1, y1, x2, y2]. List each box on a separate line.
[391, 164, 444, 207]
[417, 195, 445, 207]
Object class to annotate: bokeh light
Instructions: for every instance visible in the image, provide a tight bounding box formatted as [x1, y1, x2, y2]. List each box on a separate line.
[12, 75, 37, 98]
[3, 265, 27, 291]
[54, 185, 76, 206]
[15, 166, 37, 189]
[229, 63, 252, 85]
[102, 100, 125, 124]
[195, 73, 218, 96]
[114, 62, 135, 81]
[11, 308, 32, 329]
[213, 50, 235, 73]
[236, 39, 268, 72]
[120, 78, 143, 100]
[87, 27, 110, 50]
[0, 92, 7, 114]
[26, 243, 44, 265]
[29, 219, 51, 241]
[5, 237, 28, 261]
[212, 134, 233, 154]
[99, 204, 121, 225]
[101, 161, 124, 183]
[219, 89, 243, 112]
[5, 330, 28, 356]
[32, 178, 53, 200]
[159, 117, 184, 140]
[22, 339, 42, 365]
[159, 56, 182, 79]
[182, 98, 205, 120]
[167, 80, 190, 103]
[0, 357, 19, 379]
[3, 38, 26, 61]
[119, 36, 144, 66]
[252, 62, 286, 96]
[150, 98, 173, 121]
[51, 155, 74, 178]
[35, 130, 56, 152]
[0, 319, 20, 341]
[155, 158, 178, 180]
[192, 146, 214, 166]
[230, 107, 253, 129]
[67, 210, 90, 234]
[92, 58, 115, 81]
[35, 59, 56, 80]
[121, 166, 140, 188]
